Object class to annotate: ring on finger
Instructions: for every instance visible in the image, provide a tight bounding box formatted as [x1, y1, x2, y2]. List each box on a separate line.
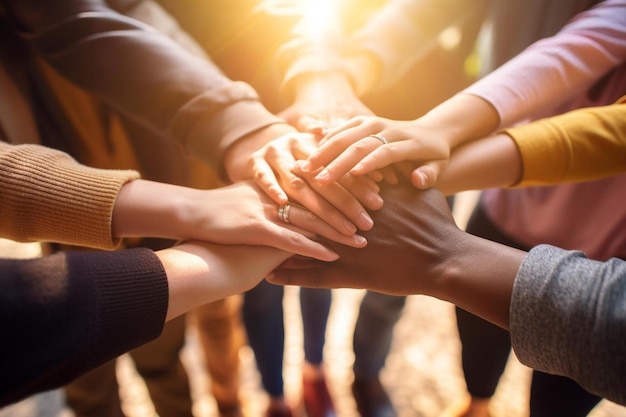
[278, 202, 292, 224]
[368, 134, 388, 145]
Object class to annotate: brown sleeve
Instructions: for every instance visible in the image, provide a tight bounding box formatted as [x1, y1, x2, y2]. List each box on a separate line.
[0, 142, 140, 249]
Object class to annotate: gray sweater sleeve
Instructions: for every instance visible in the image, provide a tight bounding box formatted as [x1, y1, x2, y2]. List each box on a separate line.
[510, 244, 626, 406]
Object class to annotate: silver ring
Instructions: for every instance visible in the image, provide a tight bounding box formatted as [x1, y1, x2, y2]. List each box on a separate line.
[278, 203, 292, 224]
[368, 134, 388, 145]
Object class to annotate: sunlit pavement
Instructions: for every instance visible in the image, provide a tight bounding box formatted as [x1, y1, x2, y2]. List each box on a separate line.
[1, 192, 625, 417]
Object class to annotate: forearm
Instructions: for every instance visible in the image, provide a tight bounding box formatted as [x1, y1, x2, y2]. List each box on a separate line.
[431, 234, 527, 329]
[0, 248, 168, 407]
[158, 242, 291, 321]
[111, 179, 200, 241]
[418, 93, 501, 149]
[3, 0, 282, 170]
[436, 133, 522, 195]
[507, 101, 626, 186]
[463, 1, 626, 127]
[437, 100, 626, 195]
[511, 245, 626, 405]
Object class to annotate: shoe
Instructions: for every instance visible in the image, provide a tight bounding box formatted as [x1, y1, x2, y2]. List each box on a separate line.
[265, 403, 293, 417]
[351, 376, 396, 417]
[302, 375, 336, 417]
[438, 393, 491, 417]
[218, 403, 243, 417]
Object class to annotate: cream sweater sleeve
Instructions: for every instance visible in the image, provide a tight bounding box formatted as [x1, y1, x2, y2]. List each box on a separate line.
[0, 142, 140, 249]
[506, 97, 626, 187]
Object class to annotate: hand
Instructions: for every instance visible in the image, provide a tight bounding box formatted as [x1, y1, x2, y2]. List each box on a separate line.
[187, 180, 369, 256]
[113, 179, 366, 262]
[300, 116, 451, 190]
[161, 241, 291, 321]
[279, 71, 375, 135]
[237, 130, 384, 235]
[268, 184, 461, 295]
[269, 183, 526, 329]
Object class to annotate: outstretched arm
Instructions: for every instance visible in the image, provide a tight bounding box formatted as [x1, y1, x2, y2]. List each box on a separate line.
[0, 142, 362, 261]
[269, 185, 526, 329]
[0, 241, 289, 407]
[269, 185, 626, 405]
[437, 98, 626, 195]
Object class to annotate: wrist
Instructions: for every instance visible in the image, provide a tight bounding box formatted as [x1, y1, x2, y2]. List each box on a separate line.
[432, 233, 525, 328]
[112, 179, 197, 241]
[293, 71, 356, 100]
[419, 94, 501, 150]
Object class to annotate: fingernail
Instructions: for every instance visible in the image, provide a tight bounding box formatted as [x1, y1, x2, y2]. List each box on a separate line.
[359, 213, 374, 230]
[369, 193, 383, 209]
[354, 235, 367, 246]
[316, 169, 329, 181]
[418, 171, 428, 188]
[343, 220, 357, 234]
[299, 160, 311, 172]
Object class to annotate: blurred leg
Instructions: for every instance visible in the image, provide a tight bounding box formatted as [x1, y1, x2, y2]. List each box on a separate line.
[243, 280, 291, 416]
[130, 314, 193, 417]
[64, 361, 124, 417]
[300, 288, 335, 417]
[352, 292, 406, 417]
[194, 296, 246, 416]
[529, 371, 601, 417]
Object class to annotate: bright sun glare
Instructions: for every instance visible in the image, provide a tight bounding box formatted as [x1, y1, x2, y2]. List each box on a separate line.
[258, 0, 340, 40]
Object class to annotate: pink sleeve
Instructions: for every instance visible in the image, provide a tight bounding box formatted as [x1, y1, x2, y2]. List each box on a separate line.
[463, 0, 626, 128]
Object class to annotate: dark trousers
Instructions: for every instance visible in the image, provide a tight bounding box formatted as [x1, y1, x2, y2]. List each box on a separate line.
[458, 203, 601, 417]
[242, 280, 332, 397]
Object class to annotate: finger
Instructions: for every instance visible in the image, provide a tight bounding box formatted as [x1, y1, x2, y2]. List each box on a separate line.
[411, 161, 444, 189]
[378, 166, 399, 185]
[314, 135, 384, 184]
[349, 141, 410, 176]
[277, 153, 364, 234]
[305, 123, 376, 171]
[337, 174, 383, 212]
[280, 173, 359, 234]
[284, 203, 368, 247]
[319, 116, 366, 143]
[250, 155, 289, 204]
[293, 172, 375, 232]
[366, 170, 384, 182]
[297, 115, 327, 135]
[255, 136, 317, 204]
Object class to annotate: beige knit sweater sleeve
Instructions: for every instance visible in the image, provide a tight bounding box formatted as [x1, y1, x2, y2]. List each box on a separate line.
[0, 142, 140, 250]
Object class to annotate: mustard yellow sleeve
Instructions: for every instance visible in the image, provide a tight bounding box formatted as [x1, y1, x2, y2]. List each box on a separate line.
[0, 142, 140, 249]
[505, 99, 626, 187]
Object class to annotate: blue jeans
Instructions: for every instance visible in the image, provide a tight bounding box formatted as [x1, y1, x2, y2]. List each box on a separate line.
[353, 291, 406, 379]
[243, 280, 331, 396]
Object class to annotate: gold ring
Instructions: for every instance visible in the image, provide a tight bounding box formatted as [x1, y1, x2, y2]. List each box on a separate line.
[368, 134, 388, 145]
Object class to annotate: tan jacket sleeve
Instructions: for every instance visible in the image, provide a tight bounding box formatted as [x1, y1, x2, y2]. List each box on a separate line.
[1, 0, 282, 177]
[0, 142, 139, 249]
[507, 96, 626, 187]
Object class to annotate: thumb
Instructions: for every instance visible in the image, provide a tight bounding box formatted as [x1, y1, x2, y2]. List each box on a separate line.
[267, 267, 327, 288]
[411, 161, 444, 189]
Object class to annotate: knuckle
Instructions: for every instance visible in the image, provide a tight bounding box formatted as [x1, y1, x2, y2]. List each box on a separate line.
[285, 174, 307, 190]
